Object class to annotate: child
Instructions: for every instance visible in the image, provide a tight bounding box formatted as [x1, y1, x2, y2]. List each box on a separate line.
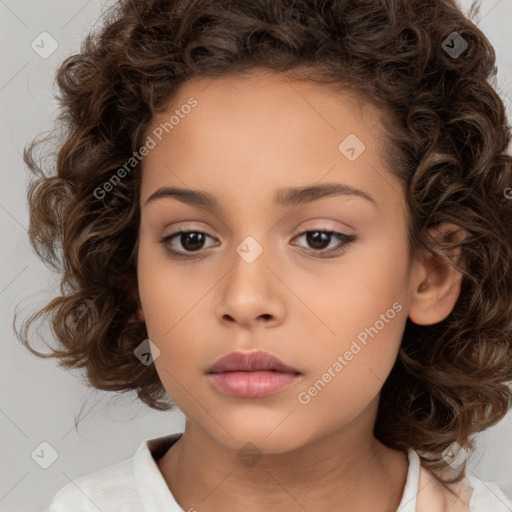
[17, 0, 512, 510]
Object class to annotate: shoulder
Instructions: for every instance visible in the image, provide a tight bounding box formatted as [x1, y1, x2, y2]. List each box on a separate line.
[43, 457, 142, 512]
[416, 457, 512, 512]
[466, 474, 512, 512]
[42, 434, 183, 512]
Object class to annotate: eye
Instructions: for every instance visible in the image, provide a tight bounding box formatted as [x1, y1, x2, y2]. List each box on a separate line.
[160, 228, 356, 261]
[291, 229, 356, 258]
[160, 230, 218, 259]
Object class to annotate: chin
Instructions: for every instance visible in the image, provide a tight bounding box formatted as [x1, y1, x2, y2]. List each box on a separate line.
[204, 418, 309, 455]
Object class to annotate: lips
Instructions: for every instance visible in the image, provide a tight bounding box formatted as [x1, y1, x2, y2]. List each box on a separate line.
[206, 350, 301, 374]
[205, 350, 302, 398]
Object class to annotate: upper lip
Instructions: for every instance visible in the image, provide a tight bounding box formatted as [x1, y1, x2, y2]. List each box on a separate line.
[206, 350, 301, 374]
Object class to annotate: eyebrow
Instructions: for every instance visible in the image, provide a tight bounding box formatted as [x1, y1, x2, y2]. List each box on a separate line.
[144, 182, 376, 208]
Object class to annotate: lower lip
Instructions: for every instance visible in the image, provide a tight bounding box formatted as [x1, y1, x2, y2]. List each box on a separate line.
[207, 371, 301, 398]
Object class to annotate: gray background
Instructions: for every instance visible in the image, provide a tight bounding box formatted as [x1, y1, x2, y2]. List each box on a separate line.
[1, 0, 511, 511]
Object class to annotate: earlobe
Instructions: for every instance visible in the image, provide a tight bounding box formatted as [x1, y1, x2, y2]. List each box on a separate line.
[408, 223, 468, 326]
[136, 305, 145, 322]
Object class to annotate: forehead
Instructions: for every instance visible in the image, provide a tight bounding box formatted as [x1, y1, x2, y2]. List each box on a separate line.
[150, 68, 383, 138]
[139, 68, 403, 215]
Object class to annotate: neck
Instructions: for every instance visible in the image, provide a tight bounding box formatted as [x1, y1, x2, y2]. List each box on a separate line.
[156, 406, 409, 511]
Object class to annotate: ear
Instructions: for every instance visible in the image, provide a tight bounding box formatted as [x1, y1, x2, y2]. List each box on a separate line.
[408, 223, 469, 326]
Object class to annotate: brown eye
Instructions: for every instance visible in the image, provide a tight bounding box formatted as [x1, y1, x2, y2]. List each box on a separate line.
[160, 228, 356, 261]
[292, 229, 356, 257]
[161, 230, 217, 259]
[305, 231, 331, 249]
[174, 232, 206, 252]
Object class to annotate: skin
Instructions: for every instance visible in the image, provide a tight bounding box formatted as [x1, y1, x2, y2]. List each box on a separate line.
[136, 68, 466, 512]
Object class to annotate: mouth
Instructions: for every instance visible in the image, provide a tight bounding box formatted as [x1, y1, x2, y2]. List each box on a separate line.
[205, 350, 302, 398]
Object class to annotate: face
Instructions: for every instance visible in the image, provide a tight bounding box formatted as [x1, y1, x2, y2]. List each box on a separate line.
[137, 68, 415, 454]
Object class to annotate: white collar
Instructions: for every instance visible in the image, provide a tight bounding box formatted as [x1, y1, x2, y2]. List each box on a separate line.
[132, 433, 511, 512]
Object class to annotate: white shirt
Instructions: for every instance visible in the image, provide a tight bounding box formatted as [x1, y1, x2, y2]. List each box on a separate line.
[43, 433, 512, 511]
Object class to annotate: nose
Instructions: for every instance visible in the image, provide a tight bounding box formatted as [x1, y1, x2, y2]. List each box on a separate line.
[214, 239, 285, 329]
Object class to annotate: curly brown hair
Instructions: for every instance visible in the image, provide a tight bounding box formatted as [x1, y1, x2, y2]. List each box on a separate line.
[15, 0, 512, 484]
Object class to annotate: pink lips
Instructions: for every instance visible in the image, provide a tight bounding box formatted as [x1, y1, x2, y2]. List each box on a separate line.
[206, 350, 302, 398]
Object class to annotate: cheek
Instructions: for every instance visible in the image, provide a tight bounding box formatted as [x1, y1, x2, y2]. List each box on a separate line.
[313, 232, 407, 334]
[296, 304, 406, 430]
[136, 240, 216, 384]
[137, 236, 204, 339]
[302, 235, 408, 396]
[333, 228, 409, 325]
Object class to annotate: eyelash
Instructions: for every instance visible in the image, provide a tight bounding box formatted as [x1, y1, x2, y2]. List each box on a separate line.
[160, 228, 356, 260]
